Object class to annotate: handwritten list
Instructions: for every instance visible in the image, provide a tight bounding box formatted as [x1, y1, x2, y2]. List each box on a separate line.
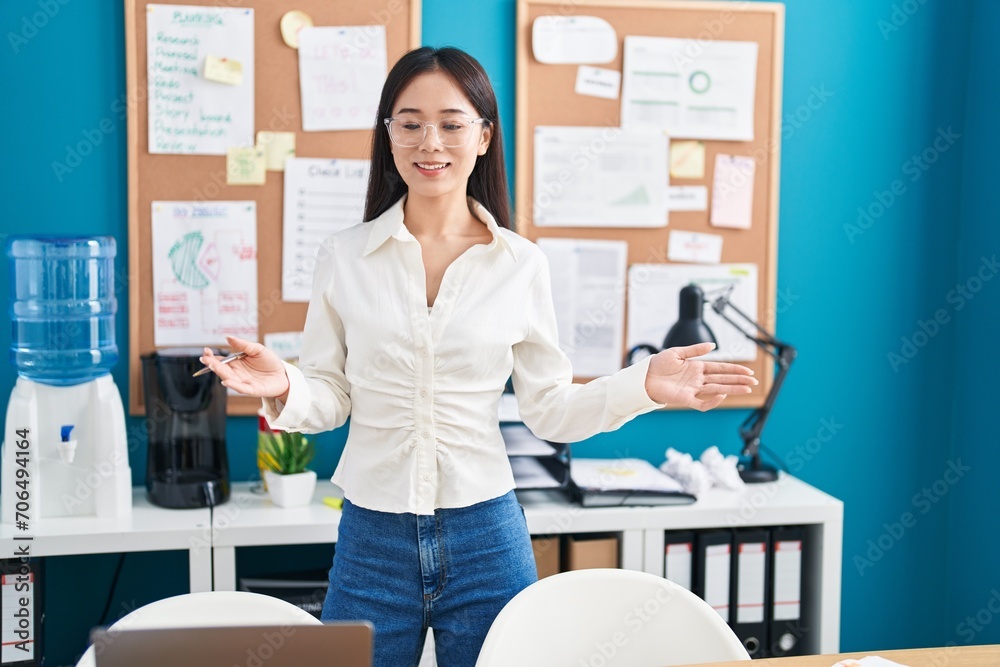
[282, 158, 370, 301]
[298, 26, 387, 131]
[146, 4, 254, 154]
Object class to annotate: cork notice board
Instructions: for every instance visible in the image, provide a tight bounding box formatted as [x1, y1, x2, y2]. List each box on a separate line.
[125, 0, 421, 415]
[516, 0, 784, 409]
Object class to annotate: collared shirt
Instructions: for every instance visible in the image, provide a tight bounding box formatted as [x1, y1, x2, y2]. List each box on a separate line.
[262, 195, 665, 515]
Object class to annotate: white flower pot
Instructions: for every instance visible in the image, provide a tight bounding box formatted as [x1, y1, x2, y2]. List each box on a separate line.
[263, 470, 317, 508]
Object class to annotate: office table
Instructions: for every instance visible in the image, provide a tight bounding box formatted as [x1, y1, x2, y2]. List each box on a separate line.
[677, 644, 1000, 666]
[0, 486, 213, 592]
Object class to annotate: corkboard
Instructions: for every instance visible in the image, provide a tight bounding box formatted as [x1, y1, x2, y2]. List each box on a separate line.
[125, 0, 421, 415]
[516, 0, 784, 409]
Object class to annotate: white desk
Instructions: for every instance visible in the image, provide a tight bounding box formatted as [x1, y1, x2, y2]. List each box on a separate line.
[210, 474, 842, 655]
[0, 487, 213, 592]
[210, 480, 343, 591]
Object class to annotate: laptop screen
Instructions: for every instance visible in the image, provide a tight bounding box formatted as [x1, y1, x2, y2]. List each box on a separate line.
[91, 623, 372, 667]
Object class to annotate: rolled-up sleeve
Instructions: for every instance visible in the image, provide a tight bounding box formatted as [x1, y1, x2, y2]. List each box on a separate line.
[261, 238, 351, 433]
[511, 255, 666, 443]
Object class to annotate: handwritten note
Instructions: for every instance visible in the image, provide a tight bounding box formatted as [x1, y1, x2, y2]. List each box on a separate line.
[298, 26, 387, 131]
[668, 230, 722, 264]
[152, 201, 258, 346]
[711, 154, 756, 229]
[226, 146, 265, 185]
[282, 158, 370, 301]
[670, 140, 705, 179]
[575, 66, 621, 99]
[146, 5, 254, 154]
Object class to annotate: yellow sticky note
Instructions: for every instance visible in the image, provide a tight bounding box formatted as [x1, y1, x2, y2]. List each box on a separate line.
[257, 131, 296, 171]
[226, 146, 266, 185]
[204, 55, 243, 86]
[670, 140, 706, 179]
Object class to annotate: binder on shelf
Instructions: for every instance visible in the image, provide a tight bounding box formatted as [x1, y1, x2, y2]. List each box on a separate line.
[769, 525, 811, 657]
[732, 529, 770, 658]
[663, 531, 695, 591]
[694, 530, 732, 624]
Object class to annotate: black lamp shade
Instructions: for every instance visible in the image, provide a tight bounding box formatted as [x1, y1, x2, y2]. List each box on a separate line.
[662, 284, 718, 348]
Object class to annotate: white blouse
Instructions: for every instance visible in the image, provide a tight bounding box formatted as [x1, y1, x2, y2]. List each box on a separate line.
[262, 195, 665, 515]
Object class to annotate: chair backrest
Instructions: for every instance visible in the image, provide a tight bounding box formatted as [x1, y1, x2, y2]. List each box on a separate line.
[77, 592, 320, 667]
[475, 569, 751, 667]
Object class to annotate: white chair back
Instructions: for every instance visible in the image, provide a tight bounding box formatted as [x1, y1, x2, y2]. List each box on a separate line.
[475, 568, 751, 667]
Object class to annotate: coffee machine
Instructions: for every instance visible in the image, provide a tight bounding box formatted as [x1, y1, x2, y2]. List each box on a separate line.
[141, 348, 230, 508]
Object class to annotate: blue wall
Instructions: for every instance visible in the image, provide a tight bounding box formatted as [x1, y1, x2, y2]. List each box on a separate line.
[946, 0, 1000, 648]
[0, 0, 994, 663]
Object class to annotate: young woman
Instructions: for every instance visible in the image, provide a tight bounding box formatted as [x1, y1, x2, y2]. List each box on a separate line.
[200, 47, 756, 667]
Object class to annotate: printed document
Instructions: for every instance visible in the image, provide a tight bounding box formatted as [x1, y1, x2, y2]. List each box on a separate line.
[537, 238, 628, 377]
[621, 36, 757, 141]
[534, 126, 668, 227]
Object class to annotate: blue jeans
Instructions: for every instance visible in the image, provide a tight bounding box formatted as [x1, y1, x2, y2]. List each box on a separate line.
[321, 490, 538, 667]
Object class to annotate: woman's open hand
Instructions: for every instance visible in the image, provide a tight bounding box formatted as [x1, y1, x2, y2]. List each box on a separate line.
[199, 335, 290, 399]
[644, 342, 758, 411]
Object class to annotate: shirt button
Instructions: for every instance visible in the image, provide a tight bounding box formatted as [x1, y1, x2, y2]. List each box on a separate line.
[419, 388, 427, 397]
[423, 473, 431, 481]
[421, 430, 430, 439]
[420, 348, 428, 357]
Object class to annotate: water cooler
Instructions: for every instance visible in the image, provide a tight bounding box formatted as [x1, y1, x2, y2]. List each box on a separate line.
[1, 236, 131, 524]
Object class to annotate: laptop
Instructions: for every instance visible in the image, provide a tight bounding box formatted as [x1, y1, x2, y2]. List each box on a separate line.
[91, 623, 372, 667]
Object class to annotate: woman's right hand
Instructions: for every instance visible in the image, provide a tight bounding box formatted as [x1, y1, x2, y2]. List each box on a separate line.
[199, 335, 290, 401]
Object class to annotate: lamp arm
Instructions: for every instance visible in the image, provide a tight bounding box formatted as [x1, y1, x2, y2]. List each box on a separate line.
[710, 294, 797, 457]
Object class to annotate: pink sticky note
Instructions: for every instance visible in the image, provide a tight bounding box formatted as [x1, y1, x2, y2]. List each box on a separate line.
[710, 155, 756, 229]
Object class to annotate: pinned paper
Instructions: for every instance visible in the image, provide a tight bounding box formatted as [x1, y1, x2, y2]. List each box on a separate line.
[226, 146, 266, 185]
[298, 26, 388, 131]
[532, 15, 617, 64]
[263, 331, 304, 361]
[670, 140, 705, 179]
[668, 230, 723, 264]
[146, 5, 254, 155]
[151, 201, 258, 347]
[204, 55, 243, 85]
[668, 185, 708, 211]
[279, 10, 313, 48]
[710, 155, 756, 229]
[257, 131, 296, 171]
[575, 66, 621, 99]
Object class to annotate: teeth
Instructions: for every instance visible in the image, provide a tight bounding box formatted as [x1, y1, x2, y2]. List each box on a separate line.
[417, 163, 447, 170]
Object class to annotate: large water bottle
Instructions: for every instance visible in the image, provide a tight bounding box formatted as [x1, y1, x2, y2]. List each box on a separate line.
[7, 236, 119, 386]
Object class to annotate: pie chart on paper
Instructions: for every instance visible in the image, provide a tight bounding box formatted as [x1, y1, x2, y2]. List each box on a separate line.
[168, 232, 211, 290]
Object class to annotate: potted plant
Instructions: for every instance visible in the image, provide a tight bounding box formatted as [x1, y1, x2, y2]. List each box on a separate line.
[258, 429, 316, 508]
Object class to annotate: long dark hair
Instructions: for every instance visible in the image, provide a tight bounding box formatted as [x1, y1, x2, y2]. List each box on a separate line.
[363, 47, 512, 229]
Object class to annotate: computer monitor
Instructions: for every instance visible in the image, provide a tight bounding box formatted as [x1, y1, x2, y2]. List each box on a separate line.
[90, 623, 372, 667]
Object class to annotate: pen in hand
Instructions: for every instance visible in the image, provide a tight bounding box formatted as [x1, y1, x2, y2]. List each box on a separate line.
[193, 351, 247, 377]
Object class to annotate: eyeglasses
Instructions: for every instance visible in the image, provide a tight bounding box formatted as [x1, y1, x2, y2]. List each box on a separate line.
[383, 117, 488, 148]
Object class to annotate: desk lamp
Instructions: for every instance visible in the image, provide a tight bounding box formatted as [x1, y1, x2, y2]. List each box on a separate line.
[660, 283, 796, 483]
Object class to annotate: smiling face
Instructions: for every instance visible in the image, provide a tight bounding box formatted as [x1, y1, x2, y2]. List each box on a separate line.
[387, 71, 492, 202]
